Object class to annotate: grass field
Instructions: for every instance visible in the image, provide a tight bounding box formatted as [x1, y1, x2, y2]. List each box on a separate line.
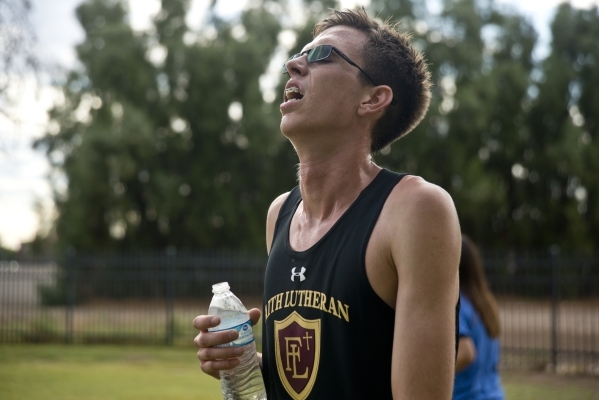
[0, 344, 222, 400]
[0, 344, 598, 399]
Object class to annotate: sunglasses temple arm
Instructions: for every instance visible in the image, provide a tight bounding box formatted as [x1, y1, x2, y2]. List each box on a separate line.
[334, 49, 378, 87]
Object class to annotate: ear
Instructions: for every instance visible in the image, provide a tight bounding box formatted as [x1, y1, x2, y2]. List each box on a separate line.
[357, 85, 394, 117]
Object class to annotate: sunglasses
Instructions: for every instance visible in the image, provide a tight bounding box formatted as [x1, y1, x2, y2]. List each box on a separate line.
[282, 44, 379, 87]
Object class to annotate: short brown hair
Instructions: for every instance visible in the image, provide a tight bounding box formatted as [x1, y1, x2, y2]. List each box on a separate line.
[313, 8, 432, 153]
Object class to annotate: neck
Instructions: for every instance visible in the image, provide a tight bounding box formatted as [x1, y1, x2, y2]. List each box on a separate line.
[284, 115, 379, 222]
[296, 149, 380, 222]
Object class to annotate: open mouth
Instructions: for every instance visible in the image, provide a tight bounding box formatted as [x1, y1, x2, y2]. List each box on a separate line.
[284, 87, 304, 102]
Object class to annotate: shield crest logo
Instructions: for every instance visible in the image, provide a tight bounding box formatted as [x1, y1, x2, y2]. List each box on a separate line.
[274, 311, 321, 400]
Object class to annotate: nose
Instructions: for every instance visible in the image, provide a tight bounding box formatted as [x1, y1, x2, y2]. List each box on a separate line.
[284, 54, 307, 77]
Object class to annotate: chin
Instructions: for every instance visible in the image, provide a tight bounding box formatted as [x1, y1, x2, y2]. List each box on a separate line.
[280, 115, 297, 133]
[279, 123, 294, 140]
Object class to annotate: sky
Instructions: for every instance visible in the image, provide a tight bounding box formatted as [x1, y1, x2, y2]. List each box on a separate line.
[0, 0, 597, 251]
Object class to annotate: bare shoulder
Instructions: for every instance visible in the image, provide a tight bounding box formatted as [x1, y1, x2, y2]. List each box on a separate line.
[383, 175, 459, 233]
[389, 175, 455, 214]
[383, 175, 461, 272]
[267, 192, 291, 222]
[266, 192, 291, 254]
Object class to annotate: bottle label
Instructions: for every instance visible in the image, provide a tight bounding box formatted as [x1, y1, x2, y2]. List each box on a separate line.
[213, 319, 255, 347]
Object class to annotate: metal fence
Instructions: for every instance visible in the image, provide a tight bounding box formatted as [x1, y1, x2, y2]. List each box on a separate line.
[0, 251, 266, 347]
[484, 250, 599, 374]
[0, 250, 598, 374]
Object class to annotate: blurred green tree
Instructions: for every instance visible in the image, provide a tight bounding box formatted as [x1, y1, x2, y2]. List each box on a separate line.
[34, 0, 346, 252]
[0, 0, 39, 145]
[522, 4, 599, 250]
[34, 0, 599, 252]
[35, 0, 294, 251]
[375, 0, 599, 251]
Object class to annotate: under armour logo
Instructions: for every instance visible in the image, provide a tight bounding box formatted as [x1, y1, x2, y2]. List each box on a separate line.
[291, 267, 306, 282]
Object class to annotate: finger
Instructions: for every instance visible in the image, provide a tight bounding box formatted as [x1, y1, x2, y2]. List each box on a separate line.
[248, 308, 261, 326]
[198, 344, 244, 362]
[193, 315, 220, 331]
[200, 366, 221, 380]
[194, 329, 239, 349]
[200, 357, 241, 376]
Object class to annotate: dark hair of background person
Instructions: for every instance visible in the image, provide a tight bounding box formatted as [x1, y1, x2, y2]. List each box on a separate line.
[459, 235, 501, 338]
[313, 8, 432, 154]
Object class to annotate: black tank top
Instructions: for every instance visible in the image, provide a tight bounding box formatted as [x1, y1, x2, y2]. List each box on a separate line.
[262, 169, 406, 399]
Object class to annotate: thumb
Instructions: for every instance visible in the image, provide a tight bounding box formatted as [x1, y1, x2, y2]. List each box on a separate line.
[248, 308, 261, 326]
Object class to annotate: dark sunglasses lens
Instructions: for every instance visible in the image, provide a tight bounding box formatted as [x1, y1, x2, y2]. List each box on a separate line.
[282, 45, 333, 74]
[307, 45, 332, 63]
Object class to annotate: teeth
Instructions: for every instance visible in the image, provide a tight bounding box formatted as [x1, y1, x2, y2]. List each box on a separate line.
[284, 87, 303, 103]
[285, 87, 302, 95]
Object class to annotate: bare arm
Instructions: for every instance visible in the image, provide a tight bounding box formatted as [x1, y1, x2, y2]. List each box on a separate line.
[455, 337, 476, 372]
[390, 179, 461, 399]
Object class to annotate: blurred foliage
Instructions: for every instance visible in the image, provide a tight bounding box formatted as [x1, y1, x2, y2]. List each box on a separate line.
[373, 0, 599, 251]
[0, 0, 39, 142]
[33, 0, 599, 252]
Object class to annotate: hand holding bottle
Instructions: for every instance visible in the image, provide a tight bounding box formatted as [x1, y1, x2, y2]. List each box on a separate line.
[195, 282, 266, 399]
[193, 308, 262, 379]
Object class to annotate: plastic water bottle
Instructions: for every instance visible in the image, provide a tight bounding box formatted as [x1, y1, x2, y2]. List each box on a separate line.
[208, 282, 267, 400]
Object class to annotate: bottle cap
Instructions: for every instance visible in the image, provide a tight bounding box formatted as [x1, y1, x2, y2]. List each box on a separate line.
[212, 282, 230, 293]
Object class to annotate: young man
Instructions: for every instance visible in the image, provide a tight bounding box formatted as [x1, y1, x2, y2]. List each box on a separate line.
[194, 8, 461, 399]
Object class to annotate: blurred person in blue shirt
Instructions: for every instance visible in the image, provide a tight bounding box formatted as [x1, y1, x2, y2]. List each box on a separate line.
[454, 235, 504, 400]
